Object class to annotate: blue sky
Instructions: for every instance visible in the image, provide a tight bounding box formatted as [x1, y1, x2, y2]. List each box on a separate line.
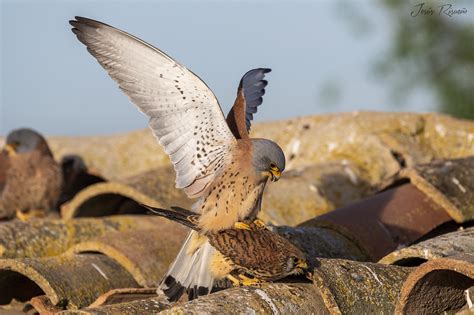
[1, 0, 443, 136]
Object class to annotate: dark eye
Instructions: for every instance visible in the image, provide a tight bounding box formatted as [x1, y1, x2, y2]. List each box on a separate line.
[270, 162, 277, 168]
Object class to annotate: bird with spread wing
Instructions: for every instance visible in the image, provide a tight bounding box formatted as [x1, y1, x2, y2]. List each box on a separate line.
[70, 16, 285, 301]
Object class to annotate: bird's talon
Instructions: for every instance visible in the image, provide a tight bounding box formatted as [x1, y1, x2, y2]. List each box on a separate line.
[227, 275, 242, 287]
[238, 274, 262, 286]
[15, 209, 44, 222]
[234, 221, 251, 230]
[15, 209, 29, 222]
[253, 219, 266, 229]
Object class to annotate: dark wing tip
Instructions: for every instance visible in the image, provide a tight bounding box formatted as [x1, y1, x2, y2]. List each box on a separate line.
[69, 17, 91, 28]
[69, 19, 87, 36]
[239, 68, 270, 105]
[74, 16, 90, 21]
[236, 68, 272, 133]
[73, 16, 104, 26]
[239, 68, 272, 89]
[69, 16, 112, 31]
[251, 68, 271, 73]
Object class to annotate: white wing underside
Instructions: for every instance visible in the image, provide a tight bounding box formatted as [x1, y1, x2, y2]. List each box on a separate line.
[71, 18, 236, 198]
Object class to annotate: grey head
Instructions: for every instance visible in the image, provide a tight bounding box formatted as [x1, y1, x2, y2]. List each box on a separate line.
[251, 138, 286, 182]
[5, 128, 51, 155]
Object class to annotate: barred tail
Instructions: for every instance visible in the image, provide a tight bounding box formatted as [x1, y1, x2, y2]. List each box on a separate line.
[158, 230, 215, 302]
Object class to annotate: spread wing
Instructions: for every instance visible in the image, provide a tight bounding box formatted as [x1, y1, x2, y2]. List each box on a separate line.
[70, 17, 236, 198]
[226, 68, 271, 139]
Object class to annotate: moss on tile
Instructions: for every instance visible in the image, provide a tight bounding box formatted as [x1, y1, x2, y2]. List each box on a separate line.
[0, 216, 165, 259]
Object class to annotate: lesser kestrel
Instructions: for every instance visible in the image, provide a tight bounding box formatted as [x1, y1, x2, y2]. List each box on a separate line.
[146, 205, 308, 299]
[70, 17, 285, 301]
[0, 128, 63, 220]
[59, 155, 103, 205]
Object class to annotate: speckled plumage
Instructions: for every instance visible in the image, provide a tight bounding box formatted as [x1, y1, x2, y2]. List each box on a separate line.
[0, 129, 63, 220]
[146, 205, 308, 282]
[70, 16, 285, 302]
[208, 225, 307, 282]
[197, 140, 267, 232]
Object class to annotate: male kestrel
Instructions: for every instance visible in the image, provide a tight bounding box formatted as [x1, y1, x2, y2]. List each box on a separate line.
[147, 205, 308, 298]
[0, 129, 63, 220]
[70, 17, 285, 301]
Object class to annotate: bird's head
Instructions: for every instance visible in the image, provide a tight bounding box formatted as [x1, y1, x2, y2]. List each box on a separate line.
[3, 128, 51, 157]
[251, 139, 285, 182]
[286, 253, 309, 276]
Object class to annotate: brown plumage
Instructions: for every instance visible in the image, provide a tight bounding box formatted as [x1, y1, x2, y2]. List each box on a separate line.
[196, 140, 267, 232]
[0, 150, 10, 193]
[0, 129, 63, 220]
[227, 68, 270, 139]
[59, 155, 104, 205]
[226, 90, 248, 140]
[146, 205, 308, 286]
[69, 16, 283, 302]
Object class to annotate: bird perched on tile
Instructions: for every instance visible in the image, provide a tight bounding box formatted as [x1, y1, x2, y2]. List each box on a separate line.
[0, 128, 63, 220]
[70, 16, 285, 301]
[59, 155, 104, 205]
[146, 205, 308, 299]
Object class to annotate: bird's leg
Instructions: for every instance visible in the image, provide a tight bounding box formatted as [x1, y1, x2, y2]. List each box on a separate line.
[253, 219, 266, 229]
[234, 219, 266, 230]
[238, 274, 263, 287]
[15, 209, 44, 222]
[15, 209, 28, 222]
[233, 221, 251, 231]
[227, 274, 243, 287]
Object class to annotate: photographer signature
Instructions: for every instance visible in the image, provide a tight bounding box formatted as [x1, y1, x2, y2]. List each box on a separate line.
[411, 2, 468, 17]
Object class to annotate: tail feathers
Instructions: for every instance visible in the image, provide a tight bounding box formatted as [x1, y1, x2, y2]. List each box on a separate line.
[144, 204, 200, 231]
[161, 276, 185, 302]
[159, 231, 215, 302]
[187, 286, 210, 300]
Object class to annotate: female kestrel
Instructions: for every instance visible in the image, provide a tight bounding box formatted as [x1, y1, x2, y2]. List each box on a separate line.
[70, 17, 285, 301]
[146, 205, 308, 300]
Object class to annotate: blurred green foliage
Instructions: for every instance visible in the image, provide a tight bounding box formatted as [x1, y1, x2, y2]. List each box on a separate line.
[379, 0, 474, 119]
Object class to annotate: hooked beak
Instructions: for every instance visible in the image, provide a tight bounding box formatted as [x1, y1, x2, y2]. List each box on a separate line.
[270, 168, 281, 182]
[295, 260, 308, 274]
[3, 143, 18, 156]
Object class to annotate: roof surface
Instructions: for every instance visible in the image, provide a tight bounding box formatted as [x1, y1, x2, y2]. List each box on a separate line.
[0, 112, 473, 314]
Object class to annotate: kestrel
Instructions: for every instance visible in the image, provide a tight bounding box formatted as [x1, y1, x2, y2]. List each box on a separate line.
[59, 155, 103, 204]
[70, 17, 285, 301]
[0, 129, 63, 220]
[146, 205, 308, 299]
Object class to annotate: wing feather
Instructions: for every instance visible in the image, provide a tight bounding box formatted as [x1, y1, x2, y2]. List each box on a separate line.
[70, 17, 236, 198]
[226, 68, 271, 138]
